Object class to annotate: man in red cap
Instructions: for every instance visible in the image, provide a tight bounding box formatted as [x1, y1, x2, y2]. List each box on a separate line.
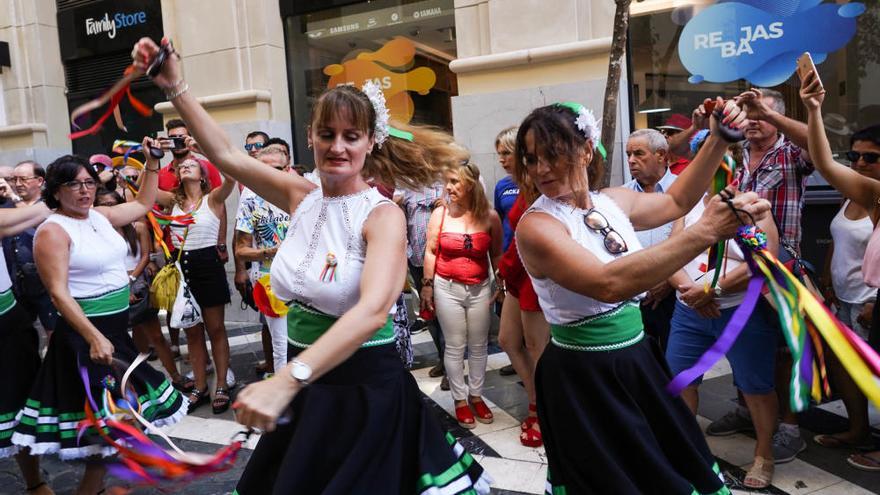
[656, 114, 693, 175]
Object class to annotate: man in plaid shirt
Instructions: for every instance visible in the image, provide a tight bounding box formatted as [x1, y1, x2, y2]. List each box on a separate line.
[734, 88, 813, 253]
[709, 87, 813, 466]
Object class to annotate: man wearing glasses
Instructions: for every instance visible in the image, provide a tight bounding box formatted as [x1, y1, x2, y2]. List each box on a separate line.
[244, 131, 269, 159]
[1, 161, 58, 333]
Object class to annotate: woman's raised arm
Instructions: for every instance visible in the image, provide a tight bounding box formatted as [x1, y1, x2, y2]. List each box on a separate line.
[132, 38, 315, 214]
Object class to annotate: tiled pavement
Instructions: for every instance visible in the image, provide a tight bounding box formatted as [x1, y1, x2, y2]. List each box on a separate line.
[2, 323, 880, 494]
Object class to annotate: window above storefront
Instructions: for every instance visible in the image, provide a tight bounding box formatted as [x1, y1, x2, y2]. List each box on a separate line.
[629, 1, 880, 157]
[283, 0, 457, 164]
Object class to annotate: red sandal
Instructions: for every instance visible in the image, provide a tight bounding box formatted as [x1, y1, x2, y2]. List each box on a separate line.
[521, 422, 543, 448]
[455, 404, 476, 429]
[521, 403, 538, 431]
[469, 398, 494, 424]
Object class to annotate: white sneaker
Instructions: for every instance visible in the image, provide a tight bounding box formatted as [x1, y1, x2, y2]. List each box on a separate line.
[184, 362, 215, 381]
[226, 368, 236, 389]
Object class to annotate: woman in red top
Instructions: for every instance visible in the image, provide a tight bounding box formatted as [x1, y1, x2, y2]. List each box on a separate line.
[497, 178, 550, 447]
[422, 162, 503, 428]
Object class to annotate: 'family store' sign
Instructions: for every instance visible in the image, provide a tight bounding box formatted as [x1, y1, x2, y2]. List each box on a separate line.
[678, 0, 866, 86]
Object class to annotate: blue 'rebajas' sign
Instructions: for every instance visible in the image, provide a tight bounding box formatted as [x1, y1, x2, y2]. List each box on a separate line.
[679, 0, 865, 86]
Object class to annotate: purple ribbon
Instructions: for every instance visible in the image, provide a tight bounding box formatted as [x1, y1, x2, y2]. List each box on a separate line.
[667, 277, 765, 395]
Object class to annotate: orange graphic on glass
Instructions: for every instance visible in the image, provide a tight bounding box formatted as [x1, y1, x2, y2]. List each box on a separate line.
[323, 36, 437, 124]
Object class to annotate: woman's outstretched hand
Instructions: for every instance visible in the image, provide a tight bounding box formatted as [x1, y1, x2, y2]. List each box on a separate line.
[697, 189, 771, 242]
[132, 37, 181, 89]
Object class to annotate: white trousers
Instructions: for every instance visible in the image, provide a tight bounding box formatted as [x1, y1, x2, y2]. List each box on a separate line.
[267, 314, 288, 371]
[433, 276, 492, 401]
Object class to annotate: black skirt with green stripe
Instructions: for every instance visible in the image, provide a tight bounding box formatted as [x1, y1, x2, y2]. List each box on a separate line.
[0, 302, 42, 458]
[235, 344, 491, 495]
[12, 290, 187, 460]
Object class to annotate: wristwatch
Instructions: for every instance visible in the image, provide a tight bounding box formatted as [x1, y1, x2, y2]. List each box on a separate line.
[289, 359, 312, 386]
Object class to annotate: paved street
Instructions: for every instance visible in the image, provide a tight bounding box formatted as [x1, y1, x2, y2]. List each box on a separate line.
[1, 322, 879, 494]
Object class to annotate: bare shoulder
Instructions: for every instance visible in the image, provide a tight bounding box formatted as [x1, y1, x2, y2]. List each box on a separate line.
[365, 202, 406, 238]
[34, 221, 69, 247]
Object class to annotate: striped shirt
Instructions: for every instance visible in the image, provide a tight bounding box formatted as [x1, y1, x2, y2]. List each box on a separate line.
[735, 135, 813, 252]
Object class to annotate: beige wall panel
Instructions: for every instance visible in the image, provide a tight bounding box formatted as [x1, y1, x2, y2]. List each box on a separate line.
[456, 53, 610, 95]
[2, 86, 27, 124]
[43, 86, 70, 148]
[183, 49, 245, 96]
[243, 0, 285, 49]
[0, 131, 43, 150]
[589, 0, 615, 39]
[247, 44, 290, 122]
[489, 0, 578, 53]
[453, 4, 484, 58]
[18, 0, 57, 27]
[24, 23, 65, 89]
[170, 0, 238, 56]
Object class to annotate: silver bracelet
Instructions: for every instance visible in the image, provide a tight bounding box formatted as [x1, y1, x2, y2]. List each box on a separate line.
[164, 80, 189, 100]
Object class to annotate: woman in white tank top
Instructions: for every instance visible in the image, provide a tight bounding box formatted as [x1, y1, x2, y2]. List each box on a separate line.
[135, 36, 491, 494]
[514, 101, 769, 494]
[156, 157, 236, 414]
[13, 144, 187, 494]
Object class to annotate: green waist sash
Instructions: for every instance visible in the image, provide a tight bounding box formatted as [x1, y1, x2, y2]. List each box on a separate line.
[0, 289, 16, 317]
[75, 286, 130, 317]
[550, 302, 644, 351]
[287, 303, 395, 349]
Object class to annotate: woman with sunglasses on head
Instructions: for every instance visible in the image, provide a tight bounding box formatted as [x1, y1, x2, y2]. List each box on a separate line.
[133, 38, 490, 494]
[12, 140, 187, 495]
[421, 162, 503, 428]
[154, 156, 236, 414]
[0, 202, 53, 495]
[514, 100, 770, 494]
[800, 70, 880, 472]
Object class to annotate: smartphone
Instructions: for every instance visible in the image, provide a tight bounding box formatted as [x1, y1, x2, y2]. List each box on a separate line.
[796, 52, 822, 87]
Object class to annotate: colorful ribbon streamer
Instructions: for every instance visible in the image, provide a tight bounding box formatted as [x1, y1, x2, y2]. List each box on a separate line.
[668, 225, 880, 412]
[77, 354, 245, 486]
[69, 66, 153, 140]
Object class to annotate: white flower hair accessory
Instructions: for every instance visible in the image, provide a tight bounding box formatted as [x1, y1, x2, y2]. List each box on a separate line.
[361, 80, 390, 148]
[557, 102, 606, 159]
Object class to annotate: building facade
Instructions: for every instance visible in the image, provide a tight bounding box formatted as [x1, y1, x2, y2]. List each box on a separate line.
[3, 0, 877, 319]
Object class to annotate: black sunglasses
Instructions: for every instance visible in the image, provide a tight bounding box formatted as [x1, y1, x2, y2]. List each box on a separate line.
[463, 234, 474, 251]
[846, 151, 880, 164]
[245, 142, 265, 152]
[584, 209, 628, 254]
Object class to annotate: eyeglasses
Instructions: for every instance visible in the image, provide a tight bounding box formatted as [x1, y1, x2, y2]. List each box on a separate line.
[9, 176, 38, 183]
[178, 162, 199, 170]
[244, 142, 265, 152]
[62, 179, 97, 191]
[846, 151, 880, 164]
[584, 208, 628, 254]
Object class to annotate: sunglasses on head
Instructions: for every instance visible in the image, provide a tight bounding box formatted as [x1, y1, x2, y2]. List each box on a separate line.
[245, 142, 265, 152]
[846, 151, 880, 164]
[583, 209, 628, 255]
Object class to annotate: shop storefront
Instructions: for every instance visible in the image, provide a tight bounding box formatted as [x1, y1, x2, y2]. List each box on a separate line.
[629, 0, 880, 268]
[280, 0, 457, 164]
[56, 0, 165, 156]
